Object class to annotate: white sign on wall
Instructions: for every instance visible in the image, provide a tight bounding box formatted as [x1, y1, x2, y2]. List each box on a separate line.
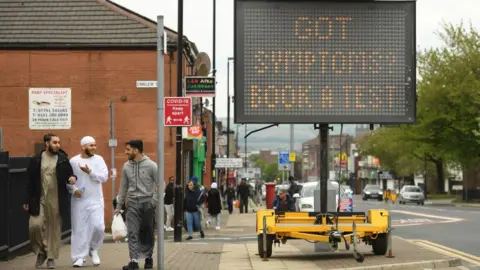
[136, 81, 157, 88]
[29, 88, 71, 130]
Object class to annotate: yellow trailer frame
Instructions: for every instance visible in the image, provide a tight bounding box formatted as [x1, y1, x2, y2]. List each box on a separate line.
[256, 209, 392, 262]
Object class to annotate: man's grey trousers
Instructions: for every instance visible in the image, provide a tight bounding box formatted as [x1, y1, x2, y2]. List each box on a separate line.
[126, 201, 155, 260]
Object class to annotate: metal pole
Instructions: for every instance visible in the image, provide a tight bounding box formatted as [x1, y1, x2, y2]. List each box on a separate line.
[156, 15, 166, 270]
[226, 60, 230, 158]
[244, 124, 247, 169]
[109, 101, 115, 221]
[386, 213, 395, 258]
[173, 0, 184, 243]
[262, 215, 268, 261]
[319, 124, 329, 213]
[211, 0, 217, 182]
[290, 124, 294, 178]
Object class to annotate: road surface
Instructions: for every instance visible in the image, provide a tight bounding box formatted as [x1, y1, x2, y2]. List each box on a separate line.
[354, 196, 480, 266]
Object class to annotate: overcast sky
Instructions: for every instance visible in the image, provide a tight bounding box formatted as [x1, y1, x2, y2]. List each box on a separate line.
[113, 0, 480, 120]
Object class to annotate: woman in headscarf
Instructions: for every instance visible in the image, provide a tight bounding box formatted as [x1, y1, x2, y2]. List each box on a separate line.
[206, 182, 222, 230]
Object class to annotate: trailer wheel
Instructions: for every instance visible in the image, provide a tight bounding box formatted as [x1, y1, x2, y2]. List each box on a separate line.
[372, 233, 388, 255]
[258, 234, 273, 258]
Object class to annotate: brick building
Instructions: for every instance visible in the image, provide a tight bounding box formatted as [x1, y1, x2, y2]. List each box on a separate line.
[301, 134, 354, 180]
[0, 0, 211, 226]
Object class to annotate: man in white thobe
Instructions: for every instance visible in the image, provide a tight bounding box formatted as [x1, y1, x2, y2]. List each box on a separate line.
[68, 136, 109, 267]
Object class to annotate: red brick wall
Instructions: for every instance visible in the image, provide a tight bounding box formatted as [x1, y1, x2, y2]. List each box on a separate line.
[0, 50, 194, 226]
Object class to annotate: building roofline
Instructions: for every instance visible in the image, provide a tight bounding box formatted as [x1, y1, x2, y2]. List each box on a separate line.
[101, 0, 199, 58]
[0, 0, 199, 64]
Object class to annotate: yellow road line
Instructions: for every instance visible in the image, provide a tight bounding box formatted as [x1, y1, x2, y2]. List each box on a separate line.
[408, 239, 480, 266]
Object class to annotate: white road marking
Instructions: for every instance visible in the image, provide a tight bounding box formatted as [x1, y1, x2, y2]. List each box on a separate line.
[408, 239, 480, 266]
[390, 210, 464, 223]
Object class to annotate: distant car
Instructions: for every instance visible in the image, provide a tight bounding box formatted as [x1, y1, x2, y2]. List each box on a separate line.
[399, 185, 425, 205]
[362, 184, 383, 201]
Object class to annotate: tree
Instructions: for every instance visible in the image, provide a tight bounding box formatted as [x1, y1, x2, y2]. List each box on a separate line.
[358, 23, 480, 194]
[263, 162, 280, 182]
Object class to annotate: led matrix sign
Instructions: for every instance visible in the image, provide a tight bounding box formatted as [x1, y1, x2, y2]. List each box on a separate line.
[234, 0, 416, 124]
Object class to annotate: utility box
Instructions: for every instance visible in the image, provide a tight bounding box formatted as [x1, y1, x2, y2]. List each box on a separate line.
[313, 180, 338, 252]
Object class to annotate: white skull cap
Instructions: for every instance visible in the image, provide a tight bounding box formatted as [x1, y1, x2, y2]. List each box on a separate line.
[80, 136, 95, 146]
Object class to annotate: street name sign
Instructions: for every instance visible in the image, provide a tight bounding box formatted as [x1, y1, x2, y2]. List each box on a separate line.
[164, 97, 192, 127]
[234, 0, 416, 124]
[215, 158, 243, 168]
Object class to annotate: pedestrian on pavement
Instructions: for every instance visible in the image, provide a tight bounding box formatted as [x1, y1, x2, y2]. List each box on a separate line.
[272, 188, 296, 212]
[164, 176, 175, 232]
[184, 179, 205, 240]
[114, 140, 159, 270]
[287, 176, 300, 197]
[24, 133, 77, 269]
[255, 180, 263, 206]
[237, 179, 250, 214]
[206, 182, 222, 230]
[225, 184, 236, 214]
[68, 136, 109, 267]
[197, 182, 209, 226]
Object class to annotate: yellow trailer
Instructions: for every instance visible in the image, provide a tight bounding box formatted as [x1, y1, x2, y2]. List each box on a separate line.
[256, 209, 392, 262]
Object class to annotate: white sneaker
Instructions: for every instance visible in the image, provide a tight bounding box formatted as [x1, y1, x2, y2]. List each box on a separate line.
[215, 226, 220, 230]
[166, 227, 174, 232]
[73, 258, 85, 267]
[89, 250, 100, 266]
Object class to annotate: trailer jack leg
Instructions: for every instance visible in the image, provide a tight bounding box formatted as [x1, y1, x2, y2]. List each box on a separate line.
[352, 221, 365, 263]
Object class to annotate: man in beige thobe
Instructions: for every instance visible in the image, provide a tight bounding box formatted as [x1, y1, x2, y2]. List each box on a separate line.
[24, 134, 76, 269]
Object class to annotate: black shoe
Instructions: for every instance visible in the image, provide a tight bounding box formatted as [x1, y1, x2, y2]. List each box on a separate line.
[200, 231, 205, 238]
[122, 261, 139, 270]
[186, 236, 193, 240]
[144, 257, 153, 269]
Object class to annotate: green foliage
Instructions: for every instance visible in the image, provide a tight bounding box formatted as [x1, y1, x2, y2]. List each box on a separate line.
[358, 22, 480, 179]
[249, 155, 280, 182]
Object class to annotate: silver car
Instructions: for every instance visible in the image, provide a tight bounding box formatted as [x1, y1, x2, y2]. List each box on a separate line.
[399, 185, 425, 205]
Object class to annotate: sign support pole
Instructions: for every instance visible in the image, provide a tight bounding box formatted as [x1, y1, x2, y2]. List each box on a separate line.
[156, 15, 166, 270]
[173, 0, 184, 243]
[315, 124, 331, 213]
[109, 101, 116, 222]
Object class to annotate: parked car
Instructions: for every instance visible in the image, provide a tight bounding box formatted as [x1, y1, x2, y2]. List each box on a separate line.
[399, 185, 425, 205]
[362, 184, 383, 201]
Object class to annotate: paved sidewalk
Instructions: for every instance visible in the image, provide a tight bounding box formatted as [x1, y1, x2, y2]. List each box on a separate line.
[1, 210, 466, 269]
[104, 208, 260, 242]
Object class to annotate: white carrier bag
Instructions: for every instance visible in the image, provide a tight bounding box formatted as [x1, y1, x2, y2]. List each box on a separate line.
[111, 214, 128, 241]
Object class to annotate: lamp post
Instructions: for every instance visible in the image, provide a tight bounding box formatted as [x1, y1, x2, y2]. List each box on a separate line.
[226, 57, 234, 158]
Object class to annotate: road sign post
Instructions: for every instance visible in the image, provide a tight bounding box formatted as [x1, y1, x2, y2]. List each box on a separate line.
[164, 97, 192, 127]
[157, 15, 166, 270]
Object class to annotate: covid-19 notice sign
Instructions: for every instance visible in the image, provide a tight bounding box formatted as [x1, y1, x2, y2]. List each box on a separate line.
[234, 0, 416, 124]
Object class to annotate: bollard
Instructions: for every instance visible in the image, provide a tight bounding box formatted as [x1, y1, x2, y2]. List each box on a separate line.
[262, 215, 269, 261]
[385, 213, 395, 258]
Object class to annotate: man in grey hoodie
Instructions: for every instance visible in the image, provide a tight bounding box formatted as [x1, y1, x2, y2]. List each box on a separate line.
[114, 140, 159, 270]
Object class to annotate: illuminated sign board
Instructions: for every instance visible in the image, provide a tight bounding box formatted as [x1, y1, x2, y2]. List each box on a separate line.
[234, 0, 416, 124]
[184, 76, 216, 97]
